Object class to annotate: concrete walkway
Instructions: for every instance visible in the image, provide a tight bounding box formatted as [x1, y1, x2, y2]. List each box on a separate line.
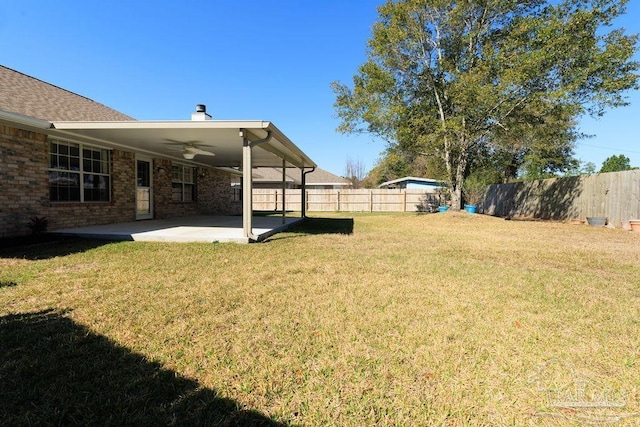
[51, 215, 302, 243]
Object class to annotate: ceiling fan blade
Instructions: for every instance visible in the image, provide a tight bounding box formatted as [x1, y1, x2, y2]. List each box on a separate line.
[163, 140, 215, 158]
[164, 139, 194, 148]
[186, 146, 215, 156]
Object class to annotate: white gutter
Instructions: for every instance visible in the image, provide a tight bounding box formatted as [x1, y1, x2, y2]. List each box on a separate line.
[261, 122, 317, 168]
[52, 119, 276, 131]
[0, 110, 52, 129]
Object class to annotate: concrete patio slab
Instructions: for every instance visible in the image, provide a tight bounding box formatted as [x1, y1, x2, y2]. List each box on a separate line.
[51, 215, 302, 243]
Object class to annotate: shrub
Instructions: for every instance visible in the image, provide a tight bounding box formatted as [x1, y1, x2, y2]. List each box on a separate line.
[27, 216, 48, 234]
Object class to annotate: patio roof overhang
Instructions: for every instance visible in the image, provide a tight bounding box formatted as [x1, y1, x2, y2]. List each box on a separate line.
[49, 120, 316, 169]
[48, 119, 316, 241]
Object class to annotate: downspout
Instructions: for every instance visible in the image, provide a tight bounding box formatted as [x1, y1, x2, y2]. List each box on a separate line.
[241, 129, 273, 241]
[282, 159, 286, 224]
[301, 167, 315, 218]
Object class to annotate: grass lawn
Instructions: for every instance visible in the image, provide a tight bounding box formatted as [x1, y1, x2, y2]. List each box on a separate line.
[1, 212, 639, 425]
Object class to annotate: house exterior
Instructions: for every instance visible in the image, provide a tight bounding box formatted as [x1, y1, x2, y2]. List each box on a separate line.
[0, 65, 315, 239]
[378, 176, 445, 190]
[252, 167, 350, 190]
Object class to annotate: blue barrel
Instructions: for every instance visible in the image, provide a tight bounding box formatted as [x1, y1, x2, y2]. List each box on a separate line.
[464, 204, 477, 214]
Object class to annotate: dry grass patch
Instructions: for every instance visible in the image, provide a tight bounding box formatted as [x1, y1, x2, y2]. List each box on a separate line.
[1, 213, 639, 425]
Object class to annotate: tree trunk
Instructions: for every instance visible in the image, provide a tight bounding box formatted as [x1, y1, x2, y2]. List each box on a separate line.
[452, 161, 465, 210]
[450, 185, 463, 210]
[447, 137, 469, 211]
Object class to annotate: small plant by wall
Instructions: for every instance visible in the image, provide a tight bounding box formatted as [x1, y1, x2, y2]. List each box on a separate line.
[462, 175, 487, 207]
[26, 216, 48, 234]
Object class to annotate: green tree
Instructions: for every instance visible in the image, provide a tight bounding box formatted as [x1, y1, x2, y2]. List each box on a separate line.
[599, 154, 634, 172]
[582, 162, 597, 175]
[362, 146, 448, 188]
[488, 104, 582, 181]
[362, 149, 412, 187]
[333, 0, 639, 209]
[564, 160, 597, 176]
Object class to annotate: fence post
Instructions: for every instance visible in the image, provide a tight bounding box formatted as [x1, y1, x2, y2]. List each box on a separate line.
[403, 190, 407, 212]
[370, 190, 373, 212]
[337, 191, 341, 211]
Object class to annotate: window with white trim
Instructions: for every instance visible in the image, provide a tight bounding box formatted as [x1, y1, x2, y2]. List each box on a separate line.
[49, 140, 110, 202]
[172, 164, 195, 202]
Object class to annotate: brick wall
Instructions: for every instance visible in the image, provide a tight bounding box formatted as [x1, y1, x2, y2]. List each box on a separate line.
[43, 149, 137, 232]
[152, 158, 200, 219]
[0, 122, 139, 236]
[153, 163, 241, 219]
[197, 167, 242, 215]
[0, 124, 50, 237]
[1, 124, 242, 238]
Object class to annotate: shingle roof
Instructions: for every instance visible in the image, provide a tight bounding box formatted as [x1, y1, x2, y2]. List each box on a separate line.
[253, 167, 297, 183]
[302, 168, 350, 185]
[253, 167, 350, 186]
[0, 65, 134, 122]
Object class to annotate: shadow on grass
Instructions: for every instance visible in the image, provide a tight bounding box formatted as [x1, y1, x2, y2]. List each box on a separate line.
[267, 217, 354, 242]
[0, 236, 113, 260]
[0, 309, 287, 426]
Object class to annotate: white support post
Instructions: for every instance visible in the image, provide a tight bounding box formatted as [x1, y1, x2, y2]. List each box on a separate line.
[242, 131, 253, 239]
[240, 128, 273, 241]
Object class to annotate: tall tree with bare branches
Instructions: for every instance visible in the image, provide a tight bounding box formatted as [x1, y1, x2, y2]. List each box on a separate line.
[344, 157, 367, 188]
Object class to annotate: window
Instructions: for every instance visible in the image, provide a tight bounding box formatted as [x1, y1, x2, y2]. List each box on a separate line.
[231, 177, 242, 202]
[172, 164, 195, 202]
[49, 140, 110, 202]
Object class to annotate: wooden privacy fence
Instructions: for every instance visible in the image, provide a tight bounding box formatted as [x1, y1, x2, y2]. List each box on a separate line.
[253, 189, 441, 213]
[481, 169, 640, 227]
[255, 170, 640, 225]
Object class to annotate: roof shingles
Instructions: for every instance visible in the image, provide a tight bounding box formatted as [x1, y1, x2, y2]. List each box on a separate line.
[0, 65, 133, 122]
[253, 167, 349, 186]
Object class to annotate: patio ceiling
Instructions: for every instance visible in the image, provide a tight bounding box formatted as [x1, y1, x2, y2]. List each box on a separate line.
[49, 120, 316, 169]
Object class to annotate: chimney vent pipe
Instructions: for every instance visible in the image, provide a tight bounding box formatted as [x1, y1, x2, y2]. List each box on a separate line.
[192, 104, 212, 121]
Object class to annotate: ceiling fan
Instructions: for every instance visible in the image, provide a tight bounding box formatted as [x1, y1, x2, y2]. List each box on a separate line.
[164, 140, 216, 160]
[181, 144, 215, 160]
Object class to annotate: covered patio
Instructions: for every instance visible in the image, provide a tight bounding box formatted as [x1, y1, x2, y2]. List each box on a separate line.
[48, 111, 316, 242]
[51, 215, 302, 244]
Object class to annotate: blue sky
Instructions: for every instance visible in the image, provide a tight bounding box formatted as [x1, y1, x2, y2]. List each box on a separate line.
[1, 0, 638, 176]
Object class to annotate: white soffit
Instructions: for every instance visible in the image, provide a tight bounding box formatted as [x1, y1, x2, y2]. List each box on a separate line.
[50, 120, 316, 169]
